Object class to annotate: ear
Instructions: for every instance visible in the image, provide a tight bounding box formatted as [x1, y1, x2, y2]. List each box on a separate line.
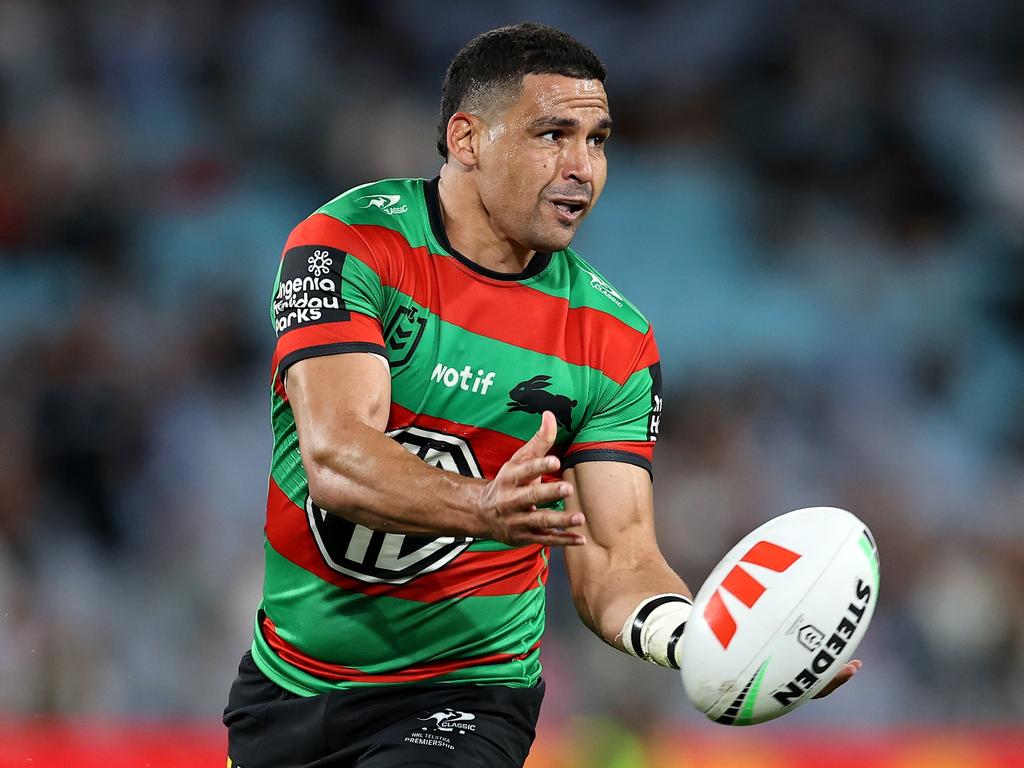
[446, 112, 482, 169]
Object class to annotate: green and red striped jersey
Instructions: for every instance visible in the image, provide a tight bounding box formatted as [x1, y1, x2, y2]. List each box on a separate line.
[254, 177, 663, 695]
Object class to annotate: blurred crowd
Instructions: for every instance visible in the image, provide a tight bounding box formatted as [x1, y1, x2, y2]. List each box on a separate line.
[1, 0, 1022, 730]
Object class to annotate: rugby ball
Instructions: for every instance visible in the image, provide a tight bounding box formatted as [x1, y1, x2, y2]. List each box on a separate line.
[679, 507, 879, 725]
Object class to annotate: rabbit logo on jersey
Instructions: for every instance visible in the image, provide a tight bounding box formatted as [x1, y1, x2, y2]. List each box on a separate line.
[507, 375, 576, 430]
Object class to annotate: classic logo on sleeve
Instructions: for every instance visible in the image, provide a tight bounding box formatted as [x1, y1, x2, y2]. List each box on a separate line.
[273, 245, 350, 334]
[356, 193, 408, 215]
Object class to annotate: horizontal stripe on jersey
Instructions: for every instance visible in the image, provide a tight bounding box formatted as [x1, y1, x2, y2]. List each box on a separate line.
[265, 477, 548, 601]
[273, 314, 385, 381]
[253, 632, 542, 697]
[252, 542, 545, 694]
[280, 212, 653, 385]
[261, 542, 544, 663]
[260, 612, 541, 684]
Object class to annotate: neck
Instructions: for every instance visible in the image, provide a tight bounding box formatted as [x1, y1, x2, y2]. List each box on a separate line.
[437, 163, 536, 274]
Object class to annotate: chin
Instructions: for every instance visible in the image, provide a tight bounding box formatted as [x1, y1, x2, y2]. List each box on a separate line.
[533, 227, 577, 253]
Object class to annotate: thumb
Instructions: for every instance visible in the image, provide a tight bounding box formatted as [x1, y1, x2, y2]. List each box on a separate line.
[518, 411, 557, 459]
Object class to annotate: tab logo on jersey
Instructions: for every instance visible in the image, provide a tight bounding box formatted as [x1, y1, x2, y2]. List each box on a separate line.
[274, 245, 350, 335]
[356, 193, 408, 215]
[430, 362, 496, 395]
[307, 427, 481, 584]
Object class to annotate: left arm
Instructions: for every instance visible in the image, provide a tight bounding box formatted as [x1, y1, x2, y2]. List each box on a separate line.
[562, 461, 691, 662]
[562, 459, 860, 693]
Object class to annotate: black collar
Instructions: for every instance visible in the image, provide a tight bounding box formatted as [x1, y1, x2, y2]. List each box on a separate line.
[425, 176, 552, 282]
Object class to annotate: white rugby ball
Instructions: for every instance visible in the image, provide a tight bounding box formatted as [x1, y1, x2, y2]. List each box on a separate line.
[679, 507, 879, 725]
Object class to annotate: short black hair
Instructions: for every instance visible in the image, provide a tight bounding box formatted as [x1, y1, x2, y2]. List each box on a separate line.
[436, 22, 607, 159]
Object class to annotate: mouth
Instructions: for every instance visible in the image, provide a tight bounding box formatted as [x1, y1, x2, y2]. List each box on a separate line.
[548, 198, 588, 224]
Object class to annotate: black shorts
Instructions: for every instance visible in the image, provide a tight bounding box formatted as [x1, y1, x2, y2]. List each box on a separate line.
[224, 652, 545, 768]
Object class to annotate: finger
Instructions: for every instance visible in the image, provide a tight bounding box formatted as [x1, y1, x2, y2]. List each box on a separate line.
[512, 481, 574, 510]
[501, 455, 560, 487]
[812, 660, 861, 699]
[512, 529, 587, 547]
[519, 509, 585, 530]
[511, 411, 558, 461]
[531, 532, 587, 546]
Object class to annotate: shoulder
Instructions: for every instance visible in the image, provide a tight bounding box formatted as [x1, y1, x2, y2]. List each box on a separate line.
[560, 248, 653, 337]
[284, 178, 428, 269]
[314, 178, 426, 234]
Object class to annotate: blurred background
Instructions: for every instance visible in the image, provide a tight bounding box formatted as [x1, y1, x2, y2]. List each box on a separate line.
[1, 0, 1022, 765]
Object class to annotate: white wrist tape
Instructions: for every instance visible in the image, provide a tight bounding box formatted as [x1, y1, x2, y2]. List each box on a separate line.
[620, 593, 693, 670]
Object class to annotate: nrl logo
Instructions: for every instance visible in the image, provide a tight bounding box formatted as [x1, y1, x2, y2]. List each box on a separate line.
[383, 305, 426, 367]
[356, 193, 408, 215]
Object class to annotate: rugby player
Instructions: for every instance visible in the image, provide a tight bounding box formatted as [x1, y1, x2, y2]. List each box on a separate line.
[224, 22, 858, 767]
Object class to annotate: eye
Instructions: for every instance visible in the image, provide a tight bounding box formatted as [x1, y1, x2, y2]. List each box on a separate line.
[539, 130, 560, 142]
[588, 134, 608, 148]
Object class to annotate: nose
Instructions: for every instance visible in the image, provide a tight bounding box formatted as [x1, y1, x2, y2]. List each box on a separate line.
[561, 137, 593, 185]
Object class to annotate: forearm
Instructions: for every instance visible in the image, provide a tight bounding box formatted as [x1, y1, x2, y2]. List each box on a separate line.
[573, 555, 690, 651]
[304, 420, 489, 538]
[562, 463, 692, 663]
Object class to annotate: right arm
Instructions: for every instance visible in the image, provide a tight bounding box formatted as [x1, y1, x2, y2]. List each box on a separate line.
[287, 352, 586, 547]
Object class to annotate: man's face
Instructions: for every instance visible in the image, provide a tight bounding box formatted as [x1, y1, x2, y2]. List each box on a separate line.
[474, 73, 611, 253]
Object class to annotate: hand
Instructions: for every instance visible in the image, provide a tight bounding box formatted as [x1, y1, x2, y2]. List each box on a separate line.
[812, 659, 862, 699]
[477, 411, 585, 547]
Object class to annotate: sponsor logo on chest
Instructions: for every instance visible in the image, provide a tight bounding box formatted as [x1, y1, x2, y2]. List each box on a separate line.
[430, 361, 496, 395]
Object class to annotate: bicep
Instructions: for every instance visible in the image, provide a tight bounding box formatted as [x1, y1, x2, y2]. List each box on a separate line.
[562, 461, 661, 589]
[286, 352, 391, 458]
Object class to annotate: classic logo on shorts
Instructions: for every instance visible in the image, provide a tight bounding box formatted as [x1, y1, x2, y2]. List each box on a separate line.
[404, 709, 478, 752]
[307, 427, 481, 583]
[418, 709, 477, 733]
[356, 193, 408, 215]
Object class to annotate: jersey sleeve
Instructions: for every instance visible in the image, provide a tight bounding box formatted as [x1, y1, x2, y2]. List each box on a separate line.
[562, 328, 662, 477]
[270, 213, 388, 384]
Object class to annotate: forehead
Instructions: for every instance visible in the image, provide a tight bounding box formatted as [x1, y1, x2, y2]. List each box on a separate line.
[506, 73, 610, 124]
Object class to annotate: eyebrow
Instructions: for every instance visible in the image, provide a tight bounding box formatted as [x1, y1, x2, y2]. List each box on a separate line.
[527, 115, 614, 132]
